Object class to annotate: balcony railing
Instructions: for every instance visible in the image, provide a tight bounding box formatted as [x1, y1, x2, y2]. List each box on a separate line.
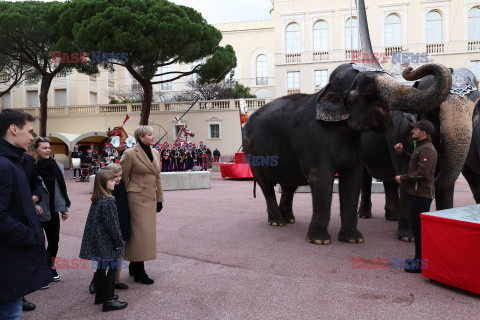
[234, 99, 266, 109]
[313, 51, 329, 61]
[100, 105, 127, 113]
[285, 53, 301, 63]
[468, 40, 480, 51]
[0, 73, 9, 82]
[426, 43, 444, 54]
[55, 71, 68, 78]
[256, 77, 268, 85]
[22, 98, 271, 117]
[385, 46, 403, 57]
[69, 106, 96, 114]
[199, 100, 231, 110]
[345, 50, 355, 60]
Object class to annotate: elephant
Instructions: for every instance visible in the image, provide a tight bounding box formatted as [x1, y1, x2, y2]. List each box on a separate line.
[459, 87, 480, 202]
[358, 68, 480, 241]
[242, 62, 452, 245]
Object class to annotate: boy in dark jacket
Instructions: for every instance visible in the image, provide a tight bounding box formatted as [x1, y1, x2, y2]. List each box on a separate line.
[0, 109, 52, 318]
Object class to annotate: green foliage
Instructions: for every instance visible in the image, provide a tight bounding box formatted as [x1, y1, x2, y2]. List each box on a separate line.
[59, 0, 236, 82]
[231, 81, 256, 99]
[0, 1, 96, 75]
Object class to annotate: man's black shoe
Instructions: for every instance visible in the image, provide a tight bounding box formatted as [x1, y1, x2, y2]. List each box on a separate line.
[404, 258, 423, 273]
[102, 299, 127, 312]
[95, 295, 118, 305]
[22, 297, 36, 311]
[115, 283, 129, 290]
[404, 267, 422, 273]
[89, 280, 95, 294]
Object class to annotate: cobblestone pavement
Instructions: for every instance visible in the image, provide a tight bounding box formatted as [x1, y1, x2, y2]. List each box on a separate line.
[22, 171, 479, 320]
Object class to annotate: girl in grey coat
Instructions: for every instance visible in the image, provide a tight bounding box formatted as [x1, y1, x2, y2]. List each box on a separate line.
[79, 170, 127, 312]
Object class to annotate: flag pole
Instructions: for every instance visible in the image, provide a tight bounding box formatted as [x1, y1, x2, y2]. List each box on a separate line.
[155, 98, 199, 145]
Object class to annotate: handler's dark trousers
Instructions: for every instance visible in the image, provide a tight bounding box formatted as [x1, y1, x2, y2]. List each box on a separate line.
[409, 195, 433, 260]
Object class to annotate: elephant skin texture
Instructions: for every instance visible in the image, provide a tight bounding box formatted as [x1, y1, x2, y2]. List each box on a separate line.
[243, 63, 452, 245]
[359, 68, 478, 242]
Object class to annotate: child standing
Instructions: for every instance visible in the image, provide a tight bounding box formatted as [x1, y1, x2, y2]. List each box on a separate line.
[80, 170, 127, 312]
[88, 163, 131, 294]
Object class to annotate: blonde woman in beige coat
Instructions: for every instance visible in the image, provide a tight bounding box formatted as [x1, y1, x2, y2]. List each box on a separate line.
[120, 125, 163, 285]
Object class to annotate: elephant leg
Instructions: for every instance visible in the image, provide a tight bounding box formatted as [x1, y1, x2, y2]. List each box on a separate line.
[462, 165, 480, 203]
[306, 170, 335, 245]
[383, 181, 400, 221]
[435, 185, 455, 210]
[338, 164, 364, 244]
[396, 184, 414, 242]
[279, 185, 297, 223]
[358, 165, 372, 219]
[258, 182, 285, 226]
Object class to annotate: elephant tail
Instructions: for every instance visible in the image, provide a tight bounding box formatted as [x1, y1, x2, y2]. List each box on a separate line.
[253, 178, 257, 198]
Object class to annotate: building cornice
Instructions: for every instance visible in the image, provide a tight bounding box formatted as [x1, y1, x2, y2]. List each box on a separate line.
[379, 2, 410, 8]
[280, 11, 306, 17]
[308, 9, 335, 14]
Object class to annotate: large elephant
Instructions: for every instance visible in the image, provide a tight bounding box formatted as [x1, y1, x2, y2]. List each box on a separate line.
[359, 68, 479, 241]
[242, 62, 452, 245]
[459, 85, 480, 201]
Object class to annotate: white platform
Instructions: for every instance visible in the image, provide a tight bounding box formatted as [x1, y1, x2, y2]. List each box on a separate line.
[90, 171, 211, 193]
[278, 180, 385, 193]
[212, 162, 221, 172]
[161, 171, 211, 191]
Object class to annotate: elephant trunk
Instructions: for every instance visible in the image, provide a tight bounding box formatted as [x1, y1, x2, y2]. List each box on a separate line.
[375, 64, 452, 114]
[435, 96, 476, 193]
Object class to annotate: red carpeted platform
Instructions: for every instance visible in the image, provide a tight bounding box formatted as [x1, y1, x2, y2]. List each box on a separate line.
[421, 204, 480, 294]
[220, 152, 253, 179]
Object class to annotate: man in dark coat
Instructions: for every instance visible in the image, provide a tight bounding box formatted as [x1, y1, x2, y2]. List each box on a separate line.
[0, 109, 52, 318]
[213, 148, 221, 163]
[21, 151, 45, 311]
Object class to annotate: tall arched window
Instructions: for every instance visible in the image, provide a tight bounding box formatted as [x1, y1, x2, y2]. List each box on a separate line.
[313, 20, 328, 51]
[426, 11, 442, 43]
[256, 55, 268, 85]
[385, 14, 402, 46]
[345, 17, 359, 50]
[469, 7, 480, 41]
[286, 23, 301, 53]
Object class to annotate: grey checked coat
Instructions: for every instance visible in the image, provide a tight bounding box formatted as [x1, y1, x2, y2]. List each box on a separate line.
[79, 197, 124, 261]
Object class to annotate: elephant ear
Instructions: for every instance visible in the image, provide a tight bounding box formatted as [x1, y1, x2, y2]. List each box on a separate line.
[316, 83, 350, 122]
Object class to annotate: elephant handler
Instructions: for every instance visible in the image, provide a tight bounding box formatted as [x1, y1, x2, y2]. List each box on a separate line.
[394, 119, 437, 274]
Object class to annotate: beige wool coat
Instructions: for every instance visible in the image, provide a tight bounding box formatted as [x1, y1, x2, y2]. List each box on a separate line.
[120, 143, 164, 262]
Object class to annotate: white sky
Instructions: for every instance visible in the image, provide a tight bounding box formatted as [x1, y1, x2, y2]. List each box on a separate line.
[170, 0, 273, 24]
[12, 0, 273, 25]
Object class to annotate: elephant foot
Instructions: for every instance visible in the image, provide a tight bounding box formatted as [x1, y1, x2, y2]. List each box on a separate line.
[283, 214, 295, 224]
[358, 211, 372, 219]
[338, 228, 364, 244]
[357, 204, 372, 219]
[396, 228, 414, 242]
[384, 209, 399, 221]
[306, 229, 332, 245]
[268, 218, 286, 227]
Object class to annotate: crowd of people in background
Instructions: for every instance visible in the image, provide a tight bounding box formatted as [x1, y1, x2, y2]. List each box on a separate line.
[71, 140, 221, 179]
[158, 141, 219, 172]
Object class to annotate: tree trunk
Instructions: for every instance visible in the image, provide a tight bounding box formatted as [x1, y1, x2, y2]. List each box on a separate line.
[39, 74, 53, 136]
[140, 80, 153, 125]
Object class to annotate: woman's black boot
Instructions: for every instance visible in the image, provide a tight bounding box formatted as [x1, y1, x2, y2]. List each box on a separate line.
[133, 261, 154, 285]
